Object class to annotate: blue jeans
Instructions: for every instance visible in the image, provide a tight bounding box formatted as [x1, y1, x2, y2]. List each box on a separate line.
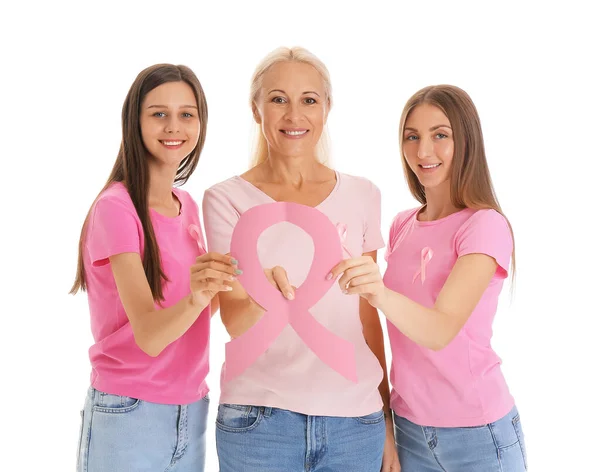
[215, 404, 386, 471]
[394, 405, 528, 471]
[76, 387, 209, 472]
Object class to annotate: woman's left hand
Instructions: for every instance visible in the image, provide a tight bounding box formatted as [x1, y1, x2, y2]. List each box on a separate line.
[381, 422, 401, 471]
[328, 256, 387, 309]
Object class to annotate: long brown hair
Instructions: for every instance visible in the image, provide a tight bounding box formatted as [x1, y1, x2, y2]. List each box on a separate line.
[399, 85, 516, 278]
[69, 64, 208, 300]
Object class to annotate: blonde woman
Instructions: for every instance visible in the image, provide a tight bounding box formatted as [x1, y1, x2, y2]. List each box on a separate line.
[203, 47, 399, 471]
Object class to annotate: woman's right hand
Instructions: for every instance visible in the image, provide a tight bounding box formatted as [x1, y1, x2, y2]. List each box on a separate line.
[216, 264, 294, 339]
[264, 266, 295, 300]
[190, 252, 239, 308]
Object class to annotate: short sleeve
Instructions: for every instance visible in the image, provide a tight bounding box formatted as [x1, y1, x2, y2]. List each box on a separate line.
[384, 209, 416, 262]
[362, 181, 385, 254]
[455, 209, 513, 278]
[202, 187, 240, 255]
[183, 190, 201, 217]
[87, 196, 141, 266]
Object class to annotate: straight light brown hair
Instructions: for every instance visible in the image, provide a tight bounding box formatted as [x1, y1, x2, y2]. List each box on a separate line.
[70, 64, 208, 300]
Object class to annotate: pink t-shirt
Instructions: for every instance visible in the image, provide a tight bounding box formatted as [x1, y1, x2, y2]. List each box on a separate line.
[84, 182, 210, 405]
[202, 171, 385, 416]
[383, 207, 514, 427]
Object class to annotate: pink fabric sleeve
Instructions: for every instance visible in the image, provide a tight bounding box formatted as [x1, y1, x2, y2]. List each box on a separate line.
[87, 196, 141, 267]
[455, 209, 513, 278]
[384, 212, 402, 263]
[384, 209, 415, 262]
[362, 182, 385, 254]
[202, 187, 240, 255]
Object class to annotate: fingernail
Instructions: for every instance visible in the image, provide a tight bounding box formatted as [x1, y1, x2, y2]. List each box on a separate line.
[235, 269, 243, 275]
[229, 276, 237, 281]
[286, 292, 294, 300]
[343, 290, 348, 294]
[326, 273, 333, 280]
[230, 258, 238, 265]
[226, 286, 233, 291]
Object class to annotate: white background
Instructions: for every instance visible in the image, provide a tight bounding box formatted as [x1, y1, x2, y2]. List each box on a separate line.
[1, 1, 598, 470]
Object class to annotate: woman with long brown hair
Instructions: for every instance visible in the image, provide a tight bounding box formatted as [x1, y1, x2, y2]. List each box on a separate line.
[70, 63, 237, 472]
[330, 85, 528, 471]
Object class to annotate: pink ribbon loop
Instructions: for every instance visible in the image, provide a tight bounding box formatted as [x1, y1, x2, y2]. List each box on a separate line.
[412, 247, 433, 284]
[226, 202, 358, 384]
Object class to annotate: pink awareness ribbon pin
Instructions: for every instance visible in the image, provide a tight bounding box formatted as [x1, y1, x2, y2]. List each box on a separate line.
[412, 247, 433, 284]
[335, 223, 354, 258]
[226, 202, 358, 383]
[188, 224, 206, 253]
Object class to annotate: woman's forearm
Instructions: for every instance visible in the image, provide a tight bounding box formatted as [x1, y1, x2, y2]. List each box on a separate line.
[131, 294, 207, 357]
[379, 288, 461, 351]
[219, 295, 266, 338]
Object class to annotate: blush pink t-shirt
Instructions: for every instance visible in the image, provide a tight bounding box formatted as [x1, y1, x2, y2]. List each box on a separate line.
[383, 207, 514, 427]
[202, 172, 385, 417]
[84, 182, 210, 405]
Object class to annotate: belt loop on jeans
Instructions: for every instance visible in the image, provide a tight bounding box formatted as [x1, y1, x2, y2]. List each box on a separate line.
[90, 387, 99, 404]
[262, 407, 273, 417]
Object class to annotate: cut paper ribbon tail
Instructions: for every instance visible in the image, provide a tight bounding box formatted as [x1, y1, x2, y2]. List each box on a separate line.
[290, 307, 358, 382]
[223, 305, 358, 383]
[224, 306, 289, 382]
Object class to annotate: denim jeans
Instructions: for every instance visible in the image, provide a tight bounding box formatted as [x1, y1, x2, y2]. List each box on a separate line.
[394, 405, 527, 471]
[76, 387, 209, 472]
[215, 404, 386, 471]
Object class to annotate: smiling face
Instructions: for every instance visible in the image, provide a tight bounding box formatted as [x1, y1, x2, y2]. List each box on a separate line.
[402, 103, 454, 190]
[253, 61, 328, 160]
[139, 81, 200, 167]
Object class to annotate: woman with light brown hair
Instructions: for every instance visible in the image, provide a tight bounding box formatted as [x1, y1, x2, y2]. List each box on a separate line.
[71, 64, 236, 471]
[330, 85, 528, 471]
[203, 46, 399, 471]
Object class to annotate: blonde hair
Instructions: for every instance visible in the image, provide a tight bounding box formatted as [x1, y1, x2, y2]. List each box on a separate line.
[249, 46, 332, 168]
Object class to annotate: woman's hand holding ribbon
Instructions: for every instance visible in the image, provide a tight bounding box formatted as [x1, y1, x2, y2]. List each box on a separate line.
[328, 256, 387, 310]
[263, 266, 296, 301]
[190, 252, 240, 309]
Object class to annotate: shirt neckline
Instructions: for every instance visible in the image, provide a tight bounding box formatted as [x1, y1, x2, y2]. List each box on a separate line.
[234, 170, 341, 209]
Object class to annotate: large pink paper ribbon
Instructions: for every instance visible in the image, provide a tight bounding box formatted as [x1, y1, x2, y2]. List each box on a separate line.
[226, 202, 358, 383]
[412, 247, 433, 284]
